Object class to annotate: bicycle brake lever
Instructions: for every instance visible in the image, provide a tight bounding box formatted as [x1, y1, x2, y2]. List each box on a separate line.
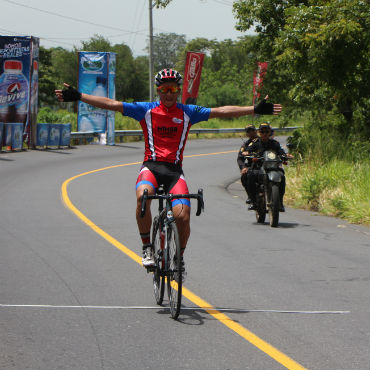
[196, 188, 204, 216]
[140, 189, 148, 218]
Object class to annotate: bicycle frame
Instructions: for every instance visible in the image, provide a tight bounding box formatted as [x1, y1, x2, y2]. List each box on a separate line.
[141, 186, 204, 274]
[140, 186, 204, 319]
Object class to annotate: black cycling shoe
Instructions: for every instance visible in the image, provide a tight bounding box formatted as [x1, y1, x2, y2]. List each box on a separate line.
[279, 204, 285, 212]
[248, 204, 257, 211]
[245, 198, 252, 204]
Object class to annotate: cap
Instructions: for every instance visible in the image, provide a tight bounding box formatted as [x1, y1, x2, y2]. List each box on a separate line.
[4, 60, 22, 70]
[245, 124, 256, 132]
[258, 122, 271, 130]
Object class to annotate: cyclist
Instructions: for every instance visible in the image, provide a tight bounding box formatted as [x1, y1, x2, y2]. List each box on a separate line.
[245, 122, 288, 212]
[55, 68, 282, 272]
[237, 124, 258, 204]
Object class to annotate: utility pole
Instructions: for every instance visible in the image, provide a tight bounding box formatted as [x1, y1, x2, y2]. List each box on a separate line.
[148, 0, 154, 101]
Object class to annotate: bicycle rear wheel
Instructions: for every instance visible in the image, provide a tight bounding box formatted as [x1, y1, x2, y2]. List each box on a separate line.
[152, 216, 165, 305]
[166, 222, 182, 320]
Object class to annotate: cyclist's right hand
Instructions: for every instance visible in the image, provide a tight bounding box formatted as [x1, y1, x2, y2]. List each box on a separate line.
[55, 83, 81, 102]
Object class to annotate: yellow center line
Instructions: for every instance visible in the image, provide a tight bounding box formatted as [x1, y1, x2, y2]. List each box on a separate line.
[61, 151, 307, 370]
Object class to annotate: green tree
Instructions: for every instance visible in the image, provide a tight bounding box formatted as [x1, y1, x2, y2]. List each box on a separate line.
[274, 0, 370, 129]
[154, 0, 173, 7]
[233, 0, 370, 135]
[50, 46, 78, 89]
[148, 32, 187, 72]
[38, 46, 58, 107]
[181, 37, 257, 107]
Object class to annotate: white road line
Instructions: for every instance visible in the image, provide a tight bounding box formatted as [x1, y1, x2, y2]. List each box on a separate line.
[0, 304, 350, 314]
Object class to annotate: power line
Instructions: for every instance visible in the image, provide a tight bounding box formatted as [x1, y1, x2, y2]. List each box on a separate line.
[0, 26, 78, 47]
[2, 0, 148, 35]
[208, 0, 233, 6]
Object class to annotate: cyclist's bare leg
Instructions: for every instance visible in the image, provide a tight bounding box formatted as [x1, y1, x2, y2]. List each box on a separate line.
[136, 185, 155, 236]
[172, 203, 191, 253]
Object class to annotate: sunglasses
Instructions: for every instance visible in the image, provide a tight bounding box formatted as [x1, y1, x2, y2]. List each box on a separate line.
[157, 86, 181, 94]
[259, 130, 271, 134]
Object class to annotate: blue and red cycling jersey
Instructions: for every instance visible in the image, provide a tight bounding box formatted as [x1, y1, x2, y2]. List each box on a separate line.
[122, 101, 210, 166]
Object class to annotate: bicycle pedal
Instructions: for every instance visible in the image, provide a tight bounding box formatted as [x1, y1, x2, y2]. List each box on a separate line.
[145, 265, 156, 273]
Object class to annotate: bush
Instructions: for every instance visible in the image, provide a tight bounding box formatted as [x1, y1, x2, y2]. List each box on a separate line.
[38, 107, 77, 130]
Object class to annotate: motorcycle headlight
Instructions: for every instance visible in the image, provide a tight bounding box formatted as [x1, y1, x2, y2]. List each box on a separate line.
[267, 152, 276, 160]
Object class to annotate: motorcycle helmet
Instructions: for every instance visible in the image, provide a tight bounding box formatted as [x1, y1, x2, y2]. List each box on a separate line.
[155, 68, 183, 86]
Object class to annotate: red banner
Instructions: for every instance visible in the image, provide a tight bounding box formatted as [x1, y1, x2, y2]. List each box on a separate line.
[252, 61, 269, 105]
[182, 52, 205, 105]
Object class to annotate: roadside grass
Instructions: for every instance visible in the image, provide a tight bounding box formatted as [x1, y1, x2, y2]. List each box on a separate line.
[285, 159, 370, 226]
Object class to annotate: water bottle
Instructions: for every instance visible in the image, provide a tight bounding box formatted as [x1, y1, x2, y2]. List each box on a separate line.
[0, 60, 29, 124]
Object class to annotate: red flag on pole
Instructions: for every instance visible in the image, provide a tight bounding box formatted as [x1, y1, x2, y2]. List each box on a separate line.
[252, 61, 269, 105]
[182, 52, 205, 105]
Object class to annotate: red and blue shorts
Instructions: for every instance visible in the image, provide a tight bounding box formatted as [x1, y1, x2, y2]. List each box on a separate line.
[136, 161, 190, 207]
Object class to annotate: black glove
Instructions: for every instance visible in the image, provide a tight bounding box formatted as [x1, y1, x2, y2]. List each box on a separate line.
[62, 85, 81, 102]
[254, 98, 274, 115]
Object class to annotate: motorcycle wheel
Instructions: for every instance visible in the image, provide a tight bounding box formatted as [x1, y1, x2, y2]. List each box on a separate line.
[269, 184, 280, 227]
[255, 193, 266, 223]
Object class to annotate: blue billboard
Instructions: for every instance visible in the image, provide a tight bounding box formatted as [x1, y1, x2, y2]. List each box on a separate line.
[77, 52, 116, 140]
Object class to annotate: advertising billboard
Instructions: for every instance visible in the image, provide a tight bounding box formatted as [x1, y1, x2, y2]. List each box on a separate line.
[77, 51, 116, 140]
[0, 35, 39, 148]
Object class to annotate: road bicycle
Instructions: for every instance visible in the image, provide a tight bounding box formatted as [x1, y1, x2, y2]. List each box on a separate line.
[140, 186, 204, 319]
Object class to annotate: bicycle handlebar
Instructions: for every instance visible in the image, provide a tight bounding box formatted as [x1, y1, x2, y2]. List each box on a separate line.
[140, 188, 204, 218]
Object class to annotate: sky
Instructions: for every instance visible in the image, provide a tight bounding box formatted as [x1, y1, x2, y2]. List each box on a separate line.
[1, 0, 254, 56]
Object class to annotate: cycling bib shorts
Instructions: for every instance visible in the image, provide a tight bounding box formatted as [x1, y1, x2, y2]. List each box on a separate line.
[136, 161, 190, 207]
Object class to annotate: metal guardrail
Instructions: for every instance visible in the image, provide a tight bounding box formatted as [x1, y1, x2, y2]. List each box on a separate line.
[70, 126, 301, 141]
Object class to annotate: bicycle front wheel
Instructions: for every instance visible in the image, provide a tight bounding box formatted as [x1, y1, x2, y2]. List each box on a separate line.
[166, 222, 182, 320]
[152, 216, 165, 305]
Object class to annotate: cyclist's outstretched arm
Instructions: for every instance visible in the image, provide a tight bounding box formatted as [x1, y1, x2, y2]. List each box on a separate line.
[209, 95, 282, 119]
[55, 83, 123, 113]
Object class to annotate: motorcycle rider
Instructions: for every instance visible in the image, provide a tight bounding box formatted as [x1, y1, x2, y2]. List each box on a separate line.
[245, 122, 288, 212]
[237, 124, 258, 204]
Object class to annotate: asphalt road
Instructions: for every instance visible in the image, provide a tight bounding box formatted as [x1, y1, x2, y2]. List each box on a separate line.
[1, 138, 369, 370]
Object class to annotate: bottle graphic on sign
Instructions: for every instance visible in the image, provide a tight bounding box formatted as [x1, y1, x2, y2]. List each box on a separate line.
[91, 76, 107, 132]
[0, 60, 29, 124]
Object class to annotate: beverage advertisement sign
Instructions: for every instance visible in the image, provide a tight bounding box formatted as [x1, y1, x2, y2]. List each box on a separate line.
[182, 52, 205, 105]
[0, 35, 39, 148]
[78, 52, 116, 134]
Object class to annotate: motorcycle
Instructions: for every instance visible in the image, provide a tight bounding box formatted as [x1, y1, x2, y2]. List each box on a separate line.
[245, 150, 288, 227]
